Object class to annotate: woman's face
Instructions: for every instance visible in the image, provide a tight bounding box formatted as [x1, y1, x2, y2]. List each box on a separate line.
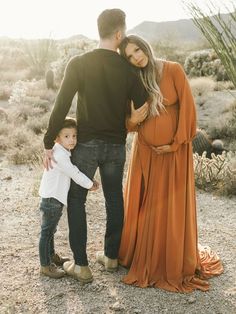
[125, 42, 148, 68]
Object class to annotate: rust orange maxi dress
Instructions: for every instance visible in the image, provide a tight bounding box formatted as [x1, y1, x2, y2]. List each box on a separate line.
[119, 61, 223, 292]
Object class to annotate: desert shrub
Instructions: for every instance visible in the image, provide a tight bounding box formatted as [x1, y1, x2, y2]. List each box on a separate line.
[52, 39, 97, 84]
[0, 121, 12, 150]
[26, 113, 50, 135]
[4, 126, 44, 165]
[214, 81, 235, 91]
[22, 39, 59, 78]
[184, 49, 228, 81]
[9, 105, 33, 122]
[22, 79, 56, 102]
[194, 151, 236, 196]
[8, 81, 28, 106]
[8, 142, 43, 165]
[0, 45, 27, 71]
[0, 69, 31, 82]
[208, 99, 236, 140]
[151, 41, 187, 65]
[0, 107, 8, 121]
[189, 77, 216, 97]
[10, 127, 33, 148]
[0, 82, 12, 100]
[8, 80, 54, 111]
[0, 120, 11, 135]
[0, 135, 9, 151]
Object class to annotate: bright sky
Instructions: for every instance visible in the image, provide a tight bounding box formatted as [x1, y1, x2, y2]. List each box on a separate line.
[0, 0, 234, 40]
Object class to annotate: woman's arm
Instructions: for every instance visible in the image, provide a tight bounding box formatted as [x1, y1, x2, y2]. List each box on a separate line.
[126, 101, 149, 132]
[152, 62, 197, 155]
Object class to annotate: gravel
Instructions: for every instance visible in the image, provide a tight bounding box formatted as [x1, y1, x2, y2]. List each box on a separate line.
[0, 158, 235, 314]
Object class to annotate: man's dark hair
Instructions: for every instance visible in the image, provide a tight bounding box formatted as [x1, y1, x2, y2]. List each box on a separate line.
[97, 8, 126, 39]
[60, 117, 77, 131]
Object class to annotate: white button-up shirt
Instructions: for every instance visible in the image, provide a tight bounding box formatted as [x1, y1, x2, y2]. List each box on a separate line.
[39, 143, 93, 206]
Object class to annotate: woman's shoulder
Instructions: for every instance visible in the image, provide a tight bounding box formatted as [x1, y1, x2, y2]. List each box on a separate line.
[164, 60, 183, 70]
[164, 61, 186, 78]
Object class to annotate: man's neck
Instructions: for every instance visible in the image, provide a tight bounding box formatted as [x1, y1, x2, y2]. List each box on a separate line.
[99, 39, 118, 52]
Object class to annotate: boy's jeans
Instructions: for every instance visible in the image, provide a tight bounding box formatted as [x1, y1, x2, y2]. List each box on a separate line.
[39, 198, 63, 266]
[68, 139, 126, 266]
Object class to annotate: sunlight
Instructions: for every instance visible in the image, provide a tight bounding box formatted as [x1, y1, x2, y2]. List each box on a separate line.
[0, 0, 234, 39]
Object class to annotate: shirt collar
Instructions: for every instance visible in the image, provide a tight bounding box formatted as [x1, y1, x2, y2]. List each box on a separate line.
[54, 142, 71, 157]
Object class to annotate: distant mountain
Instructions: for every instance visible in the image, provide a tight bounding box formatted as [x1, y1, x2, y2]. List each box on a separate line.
[128, 13, 235, 44]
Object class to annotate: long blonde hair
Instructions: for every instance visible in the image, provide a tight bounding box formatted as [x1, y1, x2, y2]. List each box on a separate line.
[119, 35, 165, 117]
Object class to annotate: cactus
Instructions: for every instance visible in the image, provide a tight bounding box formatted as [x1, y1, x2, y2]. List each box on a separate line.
[192, 129, 225, 158]
[193, 150, 236, 195]
[45, 69, 54, 89]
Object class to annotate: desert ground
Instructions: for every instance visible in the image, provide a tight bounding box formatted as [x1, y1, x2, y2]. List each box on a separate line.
[0, 140, 236, 313]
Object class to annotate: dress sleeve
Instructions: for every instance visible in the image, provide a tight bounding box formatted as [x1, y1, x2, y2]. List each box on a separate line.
[170, 62, 197, 151]
[56, 154, 93, 189]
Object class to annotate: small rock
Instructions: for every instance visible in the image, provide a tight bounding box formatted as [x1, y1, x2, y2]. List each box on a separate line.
[187, 296, 196, 304]
[2, 175, 12, 180]
[110, 301, 124, 311]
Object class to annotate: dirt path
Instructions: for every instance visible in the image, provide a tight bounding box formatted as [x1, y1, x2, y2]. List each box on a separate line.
[0, 161, 235, 314]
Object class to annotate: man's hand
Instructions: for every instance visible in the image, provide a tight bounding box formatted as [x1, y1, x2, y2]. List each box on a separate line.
[89, 180, 99, 191]
[43, 149, 56, 170]
[129, 101, 149, 125]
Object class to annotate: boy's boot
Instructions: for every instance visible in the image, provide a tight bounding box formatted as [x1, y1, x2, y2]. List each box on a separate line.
[63, 261, 93, 283]
[51, 253, 70, 266]
[40, 263, 65, 279]
[96, 251, 118, 272]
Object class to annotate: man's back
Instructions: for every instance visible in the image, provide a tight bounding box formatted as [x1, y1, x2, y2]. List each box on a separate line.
[76, 49, 147, 143]
[44, 48, 147, 148]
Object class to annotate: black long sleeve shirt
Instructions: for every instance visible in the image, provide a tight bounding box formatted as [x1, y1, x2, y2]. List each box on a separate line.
[44, 48, 148, 149]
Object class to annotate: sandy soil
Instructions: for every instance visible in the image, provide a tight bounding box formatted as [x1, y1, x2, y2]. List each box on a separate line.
[0, 153, 235, 314]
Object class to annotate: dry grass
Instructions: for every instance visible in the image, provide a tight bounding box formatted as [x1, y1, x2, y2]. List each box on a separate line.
[190, 77, 216, 97]
[214, 81, 235, 91]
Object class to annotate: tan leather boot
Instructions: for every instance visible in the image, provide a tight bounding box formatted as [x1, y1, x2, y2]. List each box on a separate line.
[40, 264, 65, 279]
[63, 261, 93, 283]
[96, 251, 118, 272]
[51, 253, 70, 266]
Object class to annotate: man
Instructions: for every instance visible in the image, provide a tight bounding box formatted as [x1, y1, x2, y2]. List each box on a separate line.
[43, 8, 148, 283]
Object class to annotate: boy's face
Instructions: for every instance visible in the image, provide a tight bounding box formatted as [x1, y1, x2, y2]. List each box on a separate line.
[56, 127, 77, 151]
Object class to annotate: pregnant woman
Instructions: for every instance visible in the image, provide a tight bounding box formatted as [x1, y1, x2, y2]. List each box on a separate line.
[118, 35, 223, 292]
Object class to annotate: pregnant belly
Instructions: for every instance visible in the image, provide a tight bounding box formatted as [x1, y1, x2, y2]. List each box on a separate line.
[138, 109, 178, 146]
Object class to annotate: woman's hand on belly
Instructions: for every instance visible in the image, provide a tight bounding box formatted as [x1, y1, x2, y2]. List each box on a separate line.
[151, 144, 175, 155]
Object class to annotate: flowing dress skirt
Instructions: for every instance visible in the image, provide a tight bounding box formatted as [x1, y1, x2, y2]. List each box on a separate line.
[119, 104, 223, 292]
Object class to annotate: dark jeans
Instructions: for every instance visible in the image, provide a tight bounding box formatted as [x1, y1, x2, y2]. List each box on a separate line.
[39, 198, 63, 266]
[68, 139, 126, 266]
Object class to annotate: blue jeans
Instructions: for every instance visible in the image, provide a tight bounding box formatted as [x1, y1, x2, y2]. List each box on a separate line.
[68, 139, 126, 266]
[39, 198, 63, 266]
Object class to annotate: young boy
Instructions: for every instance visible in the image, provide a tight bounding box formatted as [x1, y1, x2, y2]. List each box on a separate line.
[38, 117, 98, 278]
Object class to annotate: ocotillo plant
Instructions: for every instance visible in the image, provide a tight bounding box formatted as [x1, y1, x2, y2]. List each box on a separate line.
[182, 1, 236, 87]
